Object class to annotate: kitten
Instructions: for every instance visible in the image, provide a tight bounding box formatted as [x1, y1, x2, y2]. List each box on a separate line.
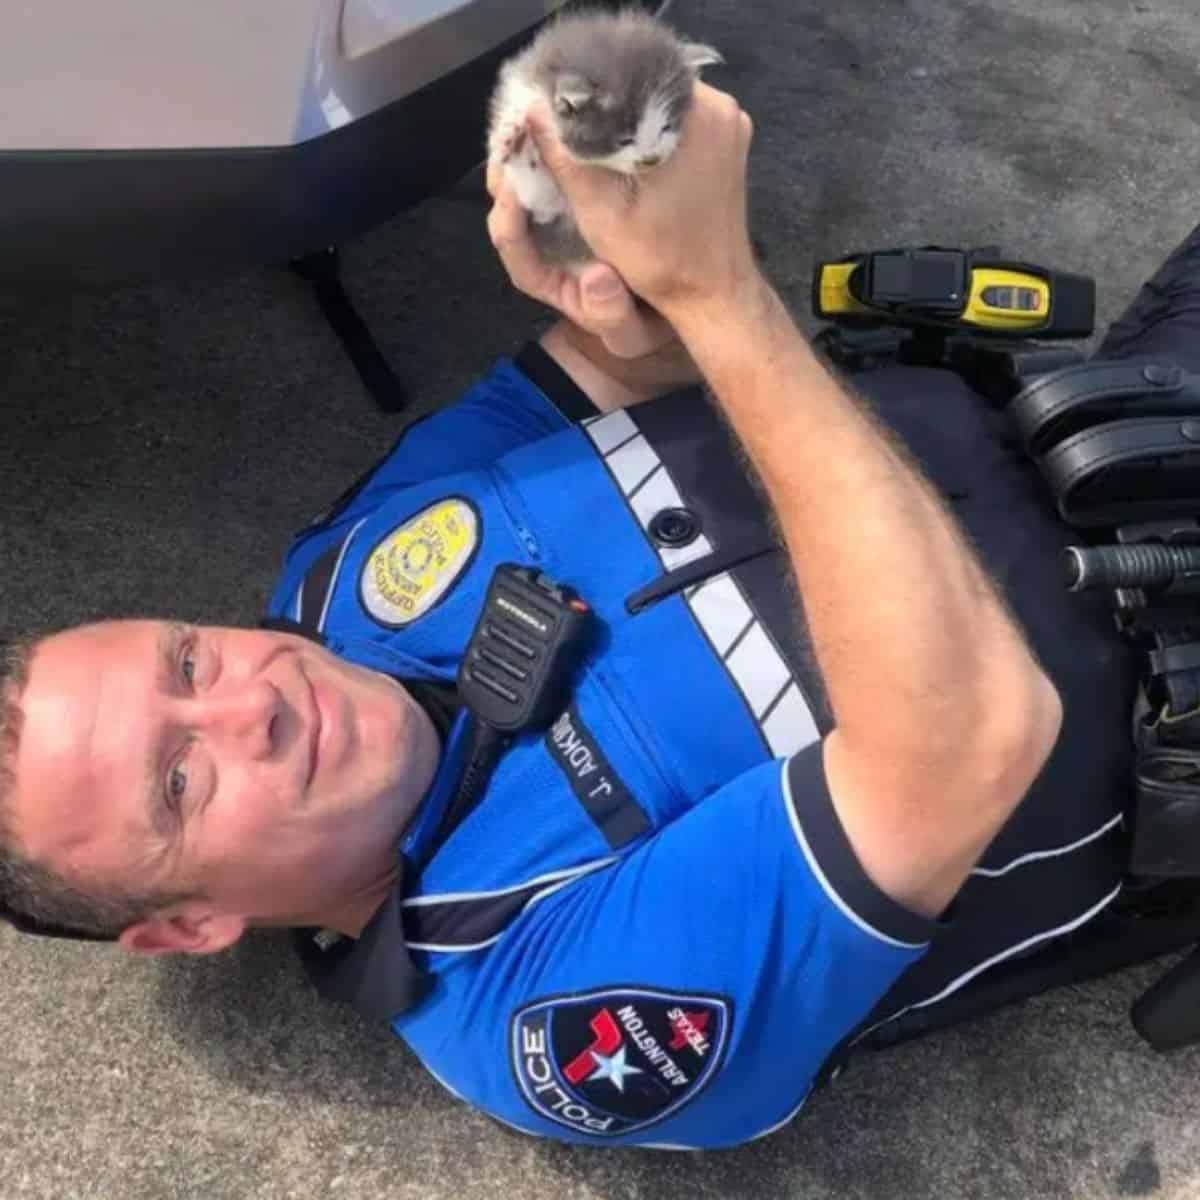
[488, 8, 723, 271]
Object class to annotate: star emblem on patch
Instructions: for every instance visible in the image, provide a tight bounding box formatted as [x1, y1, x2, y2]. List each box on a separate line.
[511, 987, 732, 1138]
[586, 1045, 644, 1093]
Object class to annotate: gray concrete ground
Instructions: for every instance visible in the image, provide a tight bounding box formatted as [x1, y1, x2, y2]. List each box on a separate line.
[3, 0, 1200, 1196]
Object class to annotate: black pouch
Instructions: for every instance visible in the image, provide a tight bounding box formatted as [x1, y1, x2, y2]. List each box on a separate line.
[1132, 743, 1200, 877]
[1010, 360, 1200, 455]
[1003, 359, 1200, 529]
[1037, 417, 1200, 528]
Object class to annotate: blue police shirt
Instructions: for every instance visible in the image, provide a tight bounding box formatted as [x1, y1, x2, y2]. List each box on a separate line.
[271, 343, 1132, 1148]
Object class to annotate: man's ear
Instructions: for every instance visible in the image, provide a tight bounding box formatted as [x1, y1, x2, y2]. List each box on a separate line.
[118, 903, 246, 957]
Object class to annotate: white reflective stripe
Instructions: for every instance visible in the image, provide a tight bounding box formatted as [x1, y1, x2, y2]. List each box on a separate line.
[748, 1089, 812, 1143]
[587, 402, 712, 573]
[970, 812, 1124, 878]
[628, 461, 683, 525]
[780, 760, 929, 951]
[688, 573, 754, 655]
[725, 622, 791, 718]
[688, 570, 818, 756]
[850, 881, 1124, 1048]
[293, 581, 304, 622]
[402, 856, 617, 906]
[639, 1143, 705, 1152]
[406, 862, 615, 954]
[587, 408, 819, 754]
[406, 933, 505, 953]
[659, 533, 714, 571]
[585, 408, 638, 455]
[761, 682, 820, 757]
[910, 882, 1122, 1010]
[607, 435, 661, 493]
[317, 516, 367, 633]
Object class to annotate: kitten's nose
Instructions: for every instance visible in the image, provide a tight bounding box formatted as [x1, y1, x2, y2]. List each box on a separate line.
[639, 155, 662, 167]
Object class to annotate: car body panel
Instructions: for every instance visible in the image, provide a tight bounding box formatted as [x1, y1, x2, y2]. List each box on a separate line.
[0, 0, 644, 286]
[1, 0, 571, 151]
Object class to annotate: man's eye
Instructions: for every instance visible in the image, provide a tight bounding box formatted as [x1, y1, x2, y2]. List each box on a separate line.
[167, 759, 188, 811]
[180, 645, 196, 689]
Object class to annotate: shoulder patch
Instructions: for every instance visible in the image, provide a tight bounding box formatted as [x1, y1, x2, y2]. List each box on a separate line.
[510, 986, 731, 1138]
[360, 497, 479, 627]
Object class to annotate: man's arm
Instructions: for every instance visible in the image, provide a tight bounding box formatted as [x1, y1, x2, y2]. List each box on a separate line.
[671, 277, 1061, 918]
[530, 86, 1062, 918]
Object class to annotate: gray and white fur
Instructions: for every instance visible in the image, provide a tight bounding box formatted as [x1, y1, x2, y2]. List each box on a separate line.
[488, 8, 722, 271]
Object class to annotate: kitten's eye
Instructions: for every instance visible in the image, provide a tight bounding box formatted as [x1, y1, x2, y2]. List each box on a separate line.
[555, 97, 577, 117]
[661, 123, 678, 136]
[618, 136, 637, 148]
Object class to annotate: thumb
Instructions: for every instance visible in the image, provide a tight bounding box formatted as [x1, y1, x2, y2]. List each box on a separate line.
[579, 263, 662, 359]
[582, 263, 627, 304]
[580, 263, 633, 323]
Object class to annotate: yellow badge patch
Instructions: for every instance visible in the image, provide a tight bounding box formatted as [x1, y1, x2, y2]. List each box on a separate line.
[360, 498, 479, 626]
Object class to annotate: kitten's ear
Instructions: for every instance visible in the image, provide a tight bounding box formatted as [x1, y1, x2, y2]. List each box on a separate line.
[682, 42, 724, 72]
[554, 71, 596, 116]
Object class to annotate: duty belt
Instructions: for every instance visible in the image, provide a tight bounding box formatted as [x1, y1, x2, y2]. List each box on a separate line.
[1012, 360, 1200, 878]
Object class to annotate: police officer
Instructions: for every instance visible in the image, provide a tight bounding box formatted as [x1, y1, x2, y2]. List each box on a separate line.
[0, 83, 1163, 1147]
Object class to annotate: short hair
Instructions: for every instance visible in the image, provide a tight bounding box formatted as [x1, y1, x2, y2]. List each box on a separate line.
[0, 634, 191, 941]
[0, 636, 32, 842]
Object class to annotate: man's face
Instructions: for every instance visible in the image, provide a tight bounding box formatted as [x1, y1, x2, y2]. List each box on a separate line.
[7, 621, 438, 950]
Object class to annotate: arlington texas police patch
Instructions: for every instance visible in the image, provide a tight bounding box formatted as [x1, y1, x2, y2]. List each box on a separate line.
[511, 987, 731, 1138]
[360, 497, 479, 627]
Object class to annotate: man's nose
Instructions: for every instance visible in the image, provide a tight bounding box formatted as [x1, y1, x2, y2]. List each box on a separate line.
[193, 680, 280, 759]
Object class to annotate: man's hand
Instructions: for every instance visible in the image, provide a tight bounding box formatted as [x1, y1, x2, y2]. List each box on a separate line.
[526, 83, 758, 322]
[486, 159, 701, 406]
[486, 160, 681, 361]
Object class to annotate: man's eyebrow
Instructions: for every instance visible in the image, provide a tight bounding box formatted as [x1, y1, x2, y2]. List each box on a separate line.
[142, 622, 188, 837]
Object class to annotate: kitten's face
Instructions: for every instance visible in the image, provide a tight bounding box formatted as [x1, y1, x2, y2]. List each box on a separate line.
[531, 14, 721, 174]
[553, 74, 686, 172]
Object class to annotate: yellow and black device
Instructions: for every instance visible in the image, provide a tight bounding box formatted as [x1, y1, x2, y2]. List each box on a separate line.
[813, 246, 1095, 340]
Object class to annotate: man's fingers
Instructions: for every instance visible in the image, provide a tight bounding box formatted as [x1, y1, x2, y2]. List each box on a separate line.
[485, 158, 503, 199]
[525, 104, 572, 183]
[487, 191, 571, 308]
[577, 264, 637, 346]
[579, 263, 627, 307]
[485, 185, 526, 253]
[494, 234, 553, 304]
